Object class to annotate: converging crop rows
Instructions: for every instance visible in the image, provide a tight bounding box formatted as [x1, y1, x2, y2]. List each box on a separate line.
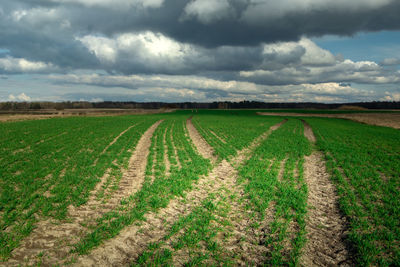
[0, 110, 399, 266]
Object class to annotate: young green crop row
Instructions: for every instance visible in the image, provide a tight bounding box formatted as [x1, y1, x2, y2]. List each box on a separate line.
[306, 117, 400, 266]
[191, 112, 282, 160]
[238, 119, 311, 265]
[131, 116, 311, 265]
[1, 111, 399, 266]
[0, 115, 160, 260]
[73, 115, 212, 255]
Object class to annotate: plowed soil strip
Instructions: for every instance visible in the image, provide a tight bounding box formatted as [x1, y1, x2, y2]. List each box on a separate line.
[73, 120, 286, 266]
[171, 121, 287, 265]
[5, 120, 162, 267]
[301, 121, 352, 266]
[163, 127, 171, 176]
[187, 117, 217, 162]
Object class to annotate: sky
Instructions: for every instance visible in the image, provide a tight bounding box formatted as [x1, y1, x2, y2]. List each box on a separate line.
[0, 0, 400, 103]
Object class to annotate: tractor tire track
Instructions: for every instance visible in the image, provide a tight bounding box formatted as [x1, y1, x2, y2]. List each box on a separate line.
[73, 120, 286, 266]
[4, 120, 162, 267]
[301, 121, 353, 266]
[186, 117, 217, 162]
[171, 120, 287, 266]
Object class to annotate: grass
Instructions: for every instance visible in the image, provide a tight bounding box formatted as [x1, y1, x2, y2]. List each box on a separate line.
[0, 115, 160, 260]
[1, 110, 399, 266]
[306, 117, 400, 266]
[191, 111, 282, 160]
[238, 118, 311, 265]
[72, 115, 212, 255]
[133, 194, 232, 266]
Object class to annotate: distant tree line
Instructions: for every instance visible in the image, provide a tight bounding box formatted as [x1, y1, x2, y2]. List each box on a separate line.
[0, 100, 399, 111]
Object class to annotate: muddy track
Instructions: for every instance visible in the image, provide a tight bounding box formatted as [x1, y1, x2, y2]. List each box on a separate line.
[301, 121, 353, 266]
[186, 117, 217, 162]
[74, 120, 286, 266]
[4, 120, 162, 267]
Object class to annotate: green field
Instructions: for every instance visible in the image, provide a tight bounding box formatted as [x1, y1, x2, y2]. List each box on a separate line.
[0, 111, 399, 266]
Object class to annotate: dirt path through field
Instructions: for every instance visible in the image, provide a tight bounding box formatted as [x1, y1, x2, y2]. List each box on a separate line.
[186, 117, 217, 162]
[301, 121, 353, 266]
[4, 120, 162, 267]
[74, 119, 286, 266]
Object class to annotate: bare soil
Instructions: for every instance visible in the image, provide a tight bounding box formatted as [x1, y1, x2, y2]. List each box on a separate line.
[0, 109, 173, 122]
[4, 121, 162, 266]
[74, 119, 286, 266]
[163, 127, 171, 176]
[301, 121, 353, 266]
[186, 117, 217, 162]
[258, 112, 400, 129]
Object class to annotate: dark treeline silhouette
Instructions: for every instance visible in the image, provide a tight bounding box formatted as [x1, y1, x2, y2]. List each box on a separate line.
[0, 100, 399, 111]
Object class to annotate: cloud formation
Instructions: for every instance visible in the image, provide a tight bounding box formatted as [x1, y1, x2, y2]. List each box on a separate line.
[0, 0, 399, 102]
[8, 92, 31, 101]
[0, 57, 56, 74]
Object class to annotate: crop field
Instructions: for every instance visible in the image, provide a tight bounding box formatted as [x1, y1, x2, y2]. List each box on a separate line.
[0, 110, 399, 266]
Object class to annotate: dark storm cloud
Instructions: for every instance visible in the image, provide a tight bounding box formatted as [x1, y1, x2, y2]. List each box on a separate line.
[1, 0, 399, 104]
[5, 0, 400, 48]
[78, 0, 400, 47]
[0, 2, 99, 70]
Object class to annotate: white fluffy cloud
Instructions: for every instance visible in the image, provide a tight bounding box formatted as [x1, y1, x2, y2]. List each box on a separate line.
[380, 92, 400, 101]
[49, 72, 378, 103]
[50, 73, 264, 94]
[240, 38, 400, 86]
[8, 93, 31, 101]
[76, 34, 400, 87]
[0, 57, 55, 73]
[77, 32, 193, 71]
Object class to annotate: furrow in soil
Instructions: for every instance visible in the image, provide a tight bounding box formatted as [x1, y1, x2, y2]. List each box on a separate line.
[4, 120, 162, 267]
[186, 117, 217, 162]
[73, 119, 285, 266]
[301, 121, 353, 266]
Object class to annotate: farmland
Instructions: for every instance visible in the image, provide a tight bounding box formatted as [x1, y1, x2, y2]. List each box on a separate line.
[0, 110, 399, 266]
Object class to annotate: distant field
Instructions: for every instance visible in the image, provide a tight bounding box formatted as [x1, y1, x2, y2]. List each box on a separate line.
[0, 108, 171, 122]
[1, 110, 399, 266]
[256, 109, 400, 114]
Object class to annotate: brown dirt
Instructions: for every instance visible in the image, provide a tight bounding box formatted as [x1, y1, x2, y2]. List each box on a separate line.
[301, 121, 353, 266]
[74, 120, 286, 266]
[163, 127, 171, 176]
[0, 109, 173, 122]
[302, 120, 316, 143]
[258, 112, 400, 129]
[4, 120, 162, 267]
[186, 117, 217, 162]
